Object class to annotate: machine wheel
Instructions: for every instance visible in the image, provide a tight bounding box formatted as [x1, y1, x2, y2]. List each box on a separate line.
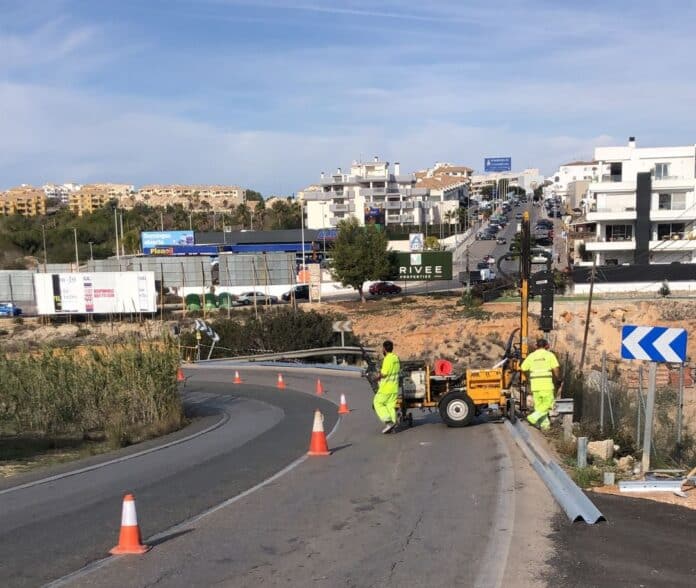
[507, 398, 517, 423]
[439, 392, 475, 427]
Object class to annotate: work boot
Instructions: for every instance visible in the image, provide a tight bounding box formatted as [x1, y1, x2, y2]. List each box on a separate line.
[381, 422, 395, 434]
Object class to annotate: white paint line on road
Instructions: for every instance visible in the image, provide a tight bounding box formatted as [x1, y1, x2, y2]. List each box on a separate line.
[45, 414, 343, 588]
[473, 424, 516, 588]
[0, 412, 230, 497]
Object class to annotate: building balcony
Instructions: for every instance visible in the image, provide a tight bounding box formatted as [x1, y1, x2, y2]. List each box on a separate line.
[399, 214, 415, 223]
[583, 238, 636, 251]
[650, 207, 696, 221]
[302, 191, 330, 201]
[329, 203, 355, 213]
[651, 177, 694, 190]
[386, 201, 402, 210]
[401, 201, 415, 209]
[586, 208, 637, 222]
[649, 237, 696, 251]
[360, 188, 387, 197]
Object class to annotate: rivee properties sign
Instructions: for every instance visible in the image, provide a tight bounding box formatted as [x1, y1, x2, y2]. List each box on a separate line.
[392, 251, 453, 281]
[484, 157, 512, 172]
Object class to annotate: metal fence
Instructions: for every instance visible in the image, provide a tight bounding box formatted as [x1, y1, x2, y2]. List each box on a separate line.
[569, 352, 695, 467]
[0, 252, 298, 315]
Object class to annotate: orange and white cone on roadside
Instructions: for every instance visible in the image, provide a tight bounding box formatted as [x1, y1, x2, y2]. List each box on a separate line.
[307, 410, 331, 456]
[277, 373, 286, 389]
[338, 394, 350, 414]
[315, 379, 324, 395]
[176, 367, 185, 382]
[233, 370, 242, 384]
[110, 494, 150, 555]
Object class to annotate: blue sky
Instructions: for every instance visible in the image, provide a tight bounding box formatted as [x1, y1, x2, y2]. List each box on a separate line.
[2, 0, 695, 194]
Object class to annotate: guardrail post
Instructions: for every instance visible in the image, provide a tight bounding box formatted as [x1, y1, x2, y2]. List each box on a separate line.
[577, 436, 588, 468]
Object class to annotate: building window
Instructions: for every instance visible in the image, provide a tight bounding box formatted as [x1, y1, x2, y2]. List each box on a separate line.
[654, 163, 670, 179]
[657, 223, 685, 240]
[658, 192, 686, 210]
[606, 224, 633, 241]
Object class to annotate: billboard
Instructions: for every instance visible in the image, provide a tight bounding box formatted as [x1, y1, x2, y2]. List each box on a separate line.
[484, 157, 512, 172]
[141, 231, 194, 249]
[34, 272, 157, 315]
[391, 251, 453, 281]
[143, 244, 220, 256]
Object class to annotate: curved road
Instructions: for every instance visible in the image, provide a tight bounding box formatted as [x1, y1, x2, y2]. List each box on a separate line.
[53, 364, 553, 588]
[0, 370, 339, 587]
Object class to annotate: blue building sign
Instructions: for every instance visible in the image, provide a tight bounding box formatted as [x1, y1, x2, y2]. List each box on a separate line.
[484, 157, 512, 172]
[141, 231, 195, 250]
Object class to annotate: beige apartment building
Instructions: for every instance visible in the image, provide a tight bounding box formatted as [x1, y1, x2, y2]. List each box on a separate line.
[0, 186, 48, 217]
[69, 185, 115, 216]
[135, 185, 246, 210]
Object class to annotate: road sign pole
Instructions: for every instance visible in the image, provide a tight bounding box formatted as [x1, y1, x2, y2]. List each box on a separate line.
[677, 363, 684, 446]
[642, 362, 657, 474]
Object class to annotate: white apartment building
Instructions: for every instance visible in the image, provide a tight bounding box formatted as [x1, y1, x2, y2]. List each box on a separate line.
[300, 158, 468, 230]
[544, 161, 609, 203]
[470, 168, 544, 198]
[582, 137, 696, 266]
[42, 182, 81, 204]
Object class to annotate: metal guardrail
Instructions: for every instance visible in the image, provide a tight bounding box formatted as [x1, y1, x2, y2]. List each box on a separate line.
[504, 419, 605, 524]
[197, 346, 376, 363]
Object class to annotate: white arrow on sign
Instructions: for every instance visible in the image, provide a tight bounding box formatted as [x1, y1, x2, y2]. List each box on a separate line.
[332, 321, 352, 332]
[652, 329, 683, 363]
[622, 326, 653, 360]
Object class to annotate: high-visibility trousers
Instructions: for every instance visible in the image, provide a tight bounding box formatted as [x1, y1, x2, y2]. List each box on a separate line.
[373, 391, 398, 424]
[527, 389, 555, 430]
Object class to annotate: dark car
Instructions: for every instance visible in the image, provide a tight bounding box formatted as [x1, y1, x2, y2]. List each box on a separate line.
[281, 284, 310, 301]
[496, 236, 507, 244]
[476, 231, 495, 240]
[369, 281, 402, 296]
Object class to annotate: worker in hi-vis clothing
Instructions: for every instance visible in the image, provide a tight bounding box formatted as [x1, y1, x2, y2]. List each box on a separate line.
[520, 338, 560, 431]
[373, 340, 401, 434]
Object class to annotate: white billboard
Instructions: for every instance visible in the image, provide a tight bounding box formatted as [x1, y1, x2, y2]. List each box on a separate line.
[34, 272, 157, 315]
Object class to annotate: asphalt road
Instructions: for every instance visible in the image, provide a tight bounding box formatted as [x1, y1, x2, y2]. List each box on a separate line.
[0, 371, 339, 587]
[549, 493, 696, 587]
[64, 364, 554, 588]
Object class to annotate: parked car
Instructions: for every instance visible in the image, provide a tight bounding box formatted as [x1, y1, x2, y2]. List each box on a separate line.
[281, 284, 310, 301]
[0, 302, 22, 317]
[369, 281, 402, 296]
[515, 212, 523, 220]
[496, 237, 507, 244]
[476, 231, 495, 240]
[238, 291, 279, 305]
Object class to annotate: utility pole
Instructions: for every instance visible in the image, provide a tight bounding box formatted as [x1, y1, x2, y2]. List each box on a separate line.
[114, 207, 120, 260]
[160, 210, 164, 231]
[41, 224, 48, 272]
[88, 241, 94, 261]
[73, 228, 80, 271]
[579, 257, 597, 370]
[119, 212, 125, 257]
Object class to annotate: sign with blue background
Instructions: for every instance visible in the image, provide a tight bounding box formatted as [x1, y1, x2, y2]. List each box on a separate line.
[484, 157, 512, 172]
[141, 231, 195, 249]
[621, 325, 687, 363]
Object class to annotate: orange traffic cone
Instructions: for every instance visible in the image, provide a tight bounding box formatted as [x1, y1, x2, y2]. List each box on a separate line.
[176, 367, 185, 382]
[315, 379, 324, 395]
[277, 373, 286, 389]
[338, 394, 350, 414]
[307, 410, 331, 456]
[110, 494, 150, 555]
[233, 370, 242, 384]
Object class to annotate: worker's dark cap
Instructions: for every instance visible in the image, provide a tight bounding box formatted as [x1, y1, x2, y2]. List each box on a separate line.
[536, 338, 549, 348]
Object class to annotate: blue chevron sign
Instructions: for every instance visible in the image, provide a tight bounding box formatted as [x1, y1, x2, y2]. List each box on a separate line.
[621, 325, 687, 363]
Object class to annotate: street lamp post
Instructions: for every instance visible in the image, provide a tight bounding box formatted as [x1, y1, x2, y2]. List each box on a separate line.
[41, 224, 48, 272]
[88, 241, 94, 261]
[114, 207, 120, 260]
[73, 228, 80, 271]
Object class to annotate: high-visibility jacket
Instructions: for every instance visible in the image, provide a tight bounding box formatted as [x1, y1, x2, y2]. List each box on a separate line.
[378, 352, 401, 395]
[520, 349, 559, 393]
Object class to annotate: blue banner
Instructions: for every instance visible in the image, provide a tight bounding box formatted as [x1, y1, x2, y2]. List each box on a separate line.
[141, 230, 195, 249]
[484, 157, 512, 172]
